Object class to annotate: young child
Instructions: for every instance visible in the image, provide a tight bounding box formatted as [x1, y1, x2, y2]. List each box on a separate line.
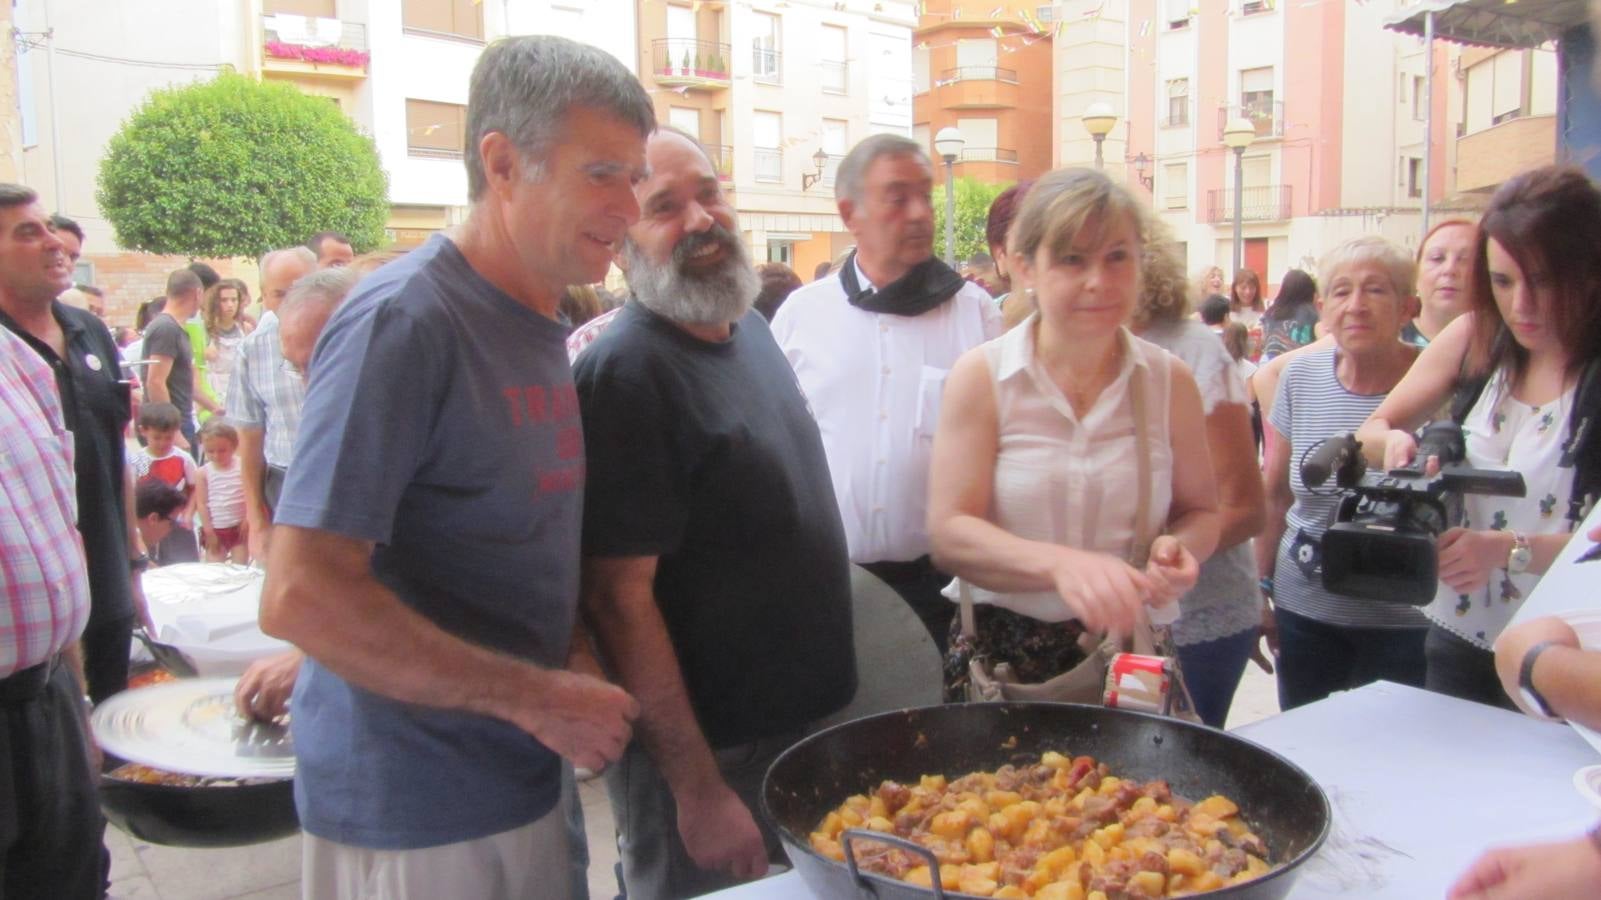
[195, 419, 247, 563]
[131, 402, 200, 564]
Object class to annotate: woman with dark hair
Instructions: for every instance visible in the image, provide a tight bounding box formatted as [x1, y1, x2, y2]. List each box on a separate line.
[985, 180, 1035, 329]
[1359, 165, 1601, 709]
[1259, 269, 1319, 359]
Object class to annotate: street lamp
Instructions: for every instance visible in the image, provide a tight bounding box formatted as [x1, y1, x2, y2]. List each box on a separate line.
[934, 126, 965, 267]
[1222, 117, 1257, 279]
[1133, 152, 1153, 190]
[801, 147, 829, 191]
[1082, 102, 1117, 170]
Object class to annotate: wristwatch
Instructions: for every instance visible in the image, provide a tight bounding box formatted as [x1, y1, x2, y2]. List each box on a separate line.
[1507, 532, 1533, 575]
[129, 553, 151, 573]
[1518, 640, 1563, 720]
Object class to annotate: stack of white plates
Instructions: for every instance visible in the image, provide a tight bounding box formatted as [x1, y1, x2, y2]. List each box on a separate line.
[139, 563, 289, 677]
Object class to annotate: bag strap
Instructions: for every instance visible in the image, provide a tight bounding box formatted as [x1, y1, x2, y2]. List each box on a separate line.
[1127, 346, 1154, 569]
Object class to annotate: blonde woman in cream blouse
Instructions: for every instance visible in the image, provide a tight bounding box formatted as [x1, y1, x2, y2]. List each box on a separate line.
[928, 167, 1221, 699]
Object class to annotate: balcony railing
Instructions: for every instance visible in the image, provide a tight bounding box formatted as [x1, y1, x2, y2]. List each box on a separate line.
[708, 144, 734, 182]
[1204, 185, 1293, 224]
[262, 14, 369, 69]
[753, 47, 781, 85]
[1217, 100, 1284, 140]
[652, 38, 732, 89]
[939, 65, 1019, 85]
[754, 147, 783, 183]
[958, 147, 1019, 163]
[820, 59, 848, 93]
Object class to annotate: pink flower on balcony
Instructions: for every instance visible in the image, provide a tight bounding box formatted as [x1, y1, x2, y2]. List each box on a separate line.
[265, 40, 370, 70]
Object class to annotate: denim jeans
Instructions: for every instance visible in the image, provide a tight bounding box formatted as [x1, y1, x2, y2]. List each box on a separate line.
[1273, 607, 1427, 711]
[1175, 628, 1259, 728]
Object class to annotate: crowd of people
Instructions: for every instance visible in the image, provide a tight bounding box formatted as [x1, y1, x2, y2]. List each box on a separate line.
[3, 32, 1600, 900]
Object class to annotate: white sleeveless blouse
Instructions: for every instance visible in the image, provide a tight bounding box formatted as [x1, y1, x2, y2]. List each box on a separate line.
[945, 317, 1176, 622]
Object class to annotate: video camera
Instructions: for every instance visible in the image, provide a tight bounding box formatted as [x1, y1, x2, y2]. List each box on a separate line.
[1300, 421, 1526, 605]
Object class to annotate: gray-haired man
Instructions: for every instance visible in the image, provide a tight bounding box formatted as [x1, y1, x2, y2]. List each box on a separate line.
[772, 134, 1001, 654]
[259, 36, 651, 899]
[226, 245, 316, 561]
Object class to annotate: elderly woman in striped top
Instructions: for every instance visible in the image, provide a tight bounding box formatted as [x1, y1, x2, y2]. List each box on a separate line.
[1257, 235, 1426, 710]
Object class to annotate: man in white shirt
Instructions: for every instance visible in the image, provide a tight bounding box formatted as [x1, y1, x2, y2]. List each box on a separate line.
[771, 133, 1002, 653]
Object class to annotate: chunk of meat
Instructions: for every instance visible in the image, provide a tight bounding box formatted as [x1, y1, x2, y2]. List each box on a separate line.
[876, 781, 910, 812]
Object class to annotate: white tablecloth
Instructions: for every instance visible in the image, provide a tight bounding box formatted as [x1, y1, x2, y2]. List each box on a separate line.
[701, 682, 1598, 899]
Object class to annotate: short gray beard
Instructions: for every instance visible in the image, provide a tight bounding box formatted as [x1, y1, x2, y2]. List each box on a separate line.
[624, 225, 758, 326]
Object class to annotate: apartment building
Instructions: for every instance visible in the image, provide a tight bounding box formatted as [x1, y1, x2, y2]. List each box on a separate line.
[1453, 46, 1558, 194]
[637, 0, 917, 279]
[1056, 0, 1462, 287]
[910, 0, 1055, 185]
[10, 0, 634, 320]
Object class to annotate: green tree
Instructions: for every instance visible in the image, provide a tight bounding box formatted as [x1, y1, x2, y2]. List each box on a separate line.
[931, 176, 1009, 266]
[97, 73, 388, 258]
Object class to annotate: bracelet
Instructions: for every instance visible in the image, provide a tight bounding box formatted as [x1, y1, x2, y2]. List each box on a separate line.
[1258, 576, 1274, 597]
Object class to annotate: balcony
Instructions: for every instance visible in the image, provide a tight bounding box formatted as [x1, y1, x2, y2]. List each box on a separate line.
[954, 148, 1020, 183]
[707, 144, 734, 183]
[1204, 185, 1293, 224]
[262, 14, 368, 78]
[936, 66, 1020, 110]
[652, 39, 731, 90]
[819, 59, 848, 94]
[1455, 114, 1555, 193]
[754, 147, 782, 183]
[1216, 100, 1284, 141]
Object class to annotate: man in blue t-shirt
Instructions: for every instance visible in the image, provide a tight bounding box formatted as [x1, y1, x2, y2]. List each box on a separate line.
[576, 128, 856, 898]
[258, 37, 654, 900]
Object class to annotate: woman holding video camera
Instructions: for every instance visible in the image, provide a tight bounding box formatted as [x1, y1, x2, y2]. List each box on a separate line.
[1257, 236, 1427, 711]
[1358, 165, 1601, 709]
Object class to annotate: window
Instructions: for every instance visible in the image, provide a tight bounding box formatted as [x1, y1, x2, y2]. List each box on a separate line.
[820, 25, 847, 94]
[1164, 0, 1191, 29]
[669, 106, 701, 138]
[1491, 50, 1522, 123]
[1165, 79, 1189, 127]
[1241, 0, 1271, 13]
[1412, 75, 1425, 120]
[1036, 5, 1056, 22]
[753, 12, 780, 85]
[1407, 157, 1423, 198]
[822, 118, 848, 186]
[955, 38, 999, 81]
[753, 110, 782, 183]
[402, 0, 483, 41]
[956, 117, 999, 161]
[1242, 155, 1270, 191]
[265, 0, 336, 15]
[1240, 66, 1275, 134]
[913, 123, 931, 157]
[913, 45, 931, 93]
[1164, 162, 1187, 210]
[767, 241, 793, 265]
[406, 99, 467, 158]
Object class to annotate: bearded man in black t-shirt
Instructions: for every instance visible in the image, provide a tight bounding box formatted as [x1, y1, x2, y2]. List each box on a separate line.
[575, 128, 856, 900]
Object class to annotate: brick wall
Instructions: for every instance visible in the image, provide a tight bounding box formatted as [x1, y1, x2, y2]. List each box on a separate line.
[85, 252, 241, 328]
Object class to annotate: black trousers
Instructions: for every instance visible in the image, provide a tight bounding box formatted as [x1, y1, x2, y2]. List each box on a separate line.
[1424, 624, 1518, 711]
[861, 556, 954, 656]
[0, 661, 108, 900]
[80, 616, 133, 705]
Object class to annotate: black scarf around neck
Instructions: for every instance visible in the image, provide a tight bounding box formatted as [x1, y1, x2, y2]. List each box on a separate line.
[839, 250, 965, 317]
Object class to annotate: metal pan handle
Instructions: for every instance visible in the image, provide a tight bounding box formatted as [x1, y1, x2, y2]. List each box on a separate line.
[841, 828, 946, 900]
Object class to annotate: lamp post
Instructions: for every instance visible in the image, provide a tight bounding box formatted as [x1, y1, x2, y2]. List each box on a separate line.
[1082, 102, 1117, 170]
[801, 147, 829, 191]
[1133, 152, 1153, 190]
[1222, 117, 1257, 279]
[934, 126, 965, 267]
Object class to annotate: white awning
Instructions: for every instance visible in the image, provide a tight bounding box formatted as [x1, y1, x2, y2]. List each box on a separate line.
[1384, 0, 1590, 50]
